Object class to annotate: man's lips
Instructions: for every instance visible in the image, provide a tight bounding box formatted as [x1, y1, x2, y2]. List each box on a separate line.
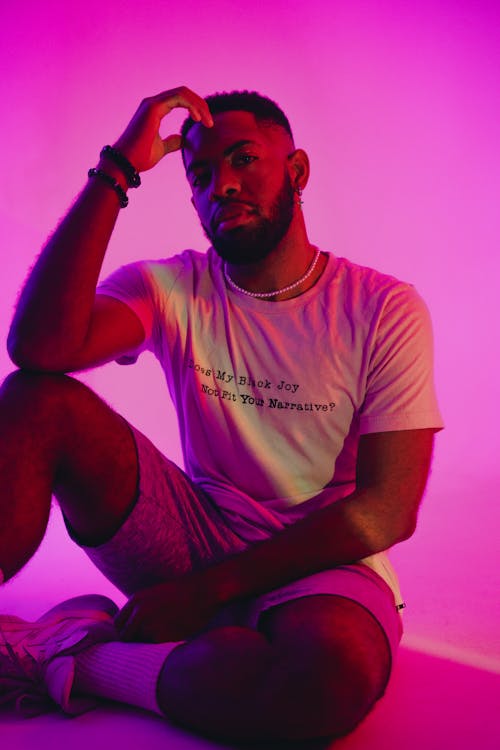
[212, 203, 257, 231]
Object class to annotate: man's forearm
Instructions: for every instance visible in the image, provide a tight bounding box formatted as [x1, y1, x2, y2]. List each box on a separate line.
[117, 489, 388, 643]
[201, 428, 434, 608]
[119, 430, 433, 642]
[8, 161, 126, 370]
[202, 487, 402, 607]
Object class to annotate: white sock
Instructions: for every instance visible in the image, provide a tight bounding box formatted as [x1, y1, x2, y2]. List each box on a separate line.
[71, 641, 183, 715]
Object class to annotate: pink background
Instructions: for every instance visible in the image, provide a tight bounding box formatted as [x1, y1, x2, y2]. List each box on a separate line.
[1, 0, 498, 677]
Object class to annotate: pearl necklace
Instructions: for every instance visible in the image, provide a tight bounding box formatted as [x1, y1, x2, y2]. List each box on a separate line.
[224, 248, 321, 299]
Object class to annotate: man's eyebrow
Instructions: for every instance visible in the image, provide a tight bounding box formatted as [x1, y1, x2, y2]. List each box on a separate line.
[186, 140, 257, 176]
[223, 139, 256, 156]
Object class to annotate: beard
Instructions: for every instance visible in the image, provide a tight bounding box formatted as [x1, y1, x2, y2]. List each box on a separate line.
[202, 172, 295, 266]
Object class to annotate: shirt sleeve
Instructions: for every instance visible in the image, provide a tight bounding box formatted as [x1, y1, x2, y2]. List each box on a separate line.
[359, 284, 444, 434]
[97, 262, 155, 364]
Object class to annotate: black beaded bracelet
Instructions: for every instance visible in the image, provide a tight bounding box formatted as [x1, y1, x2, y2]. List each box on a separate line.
[100, 145, 141, 188]
[88, 168, 129, 208]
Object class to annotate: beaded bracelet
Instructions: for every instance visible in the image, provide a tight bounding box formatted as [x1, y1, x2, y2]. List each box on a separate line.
[88, 168, 129, 208]
[100, 145, 141, 188]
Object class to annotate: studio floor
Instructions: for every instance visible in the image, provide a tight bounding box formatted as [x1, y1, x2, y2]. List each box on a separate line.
[1, 643, 499, 750]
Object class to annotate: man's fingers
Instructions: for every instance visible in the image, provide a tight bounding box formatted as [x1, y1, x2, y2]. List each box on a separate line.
[114, 610, 125, 631]
[119, 621, 139, 642]
[113, 85, 213, 172]
[153, 86, 213, 128]
[114, 600, 135, 632]
[163, 134, 182, 155]
[115, 610, 140, 641]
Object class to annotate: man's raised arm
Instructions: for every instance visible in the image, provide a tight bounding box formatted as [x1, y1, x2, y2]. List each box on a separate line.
[7, 86, 213, 374]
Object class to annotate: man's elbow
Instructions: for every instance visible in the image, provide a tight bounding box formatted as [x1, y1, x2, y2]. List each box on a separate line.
[7, 331, 66, 373]
[386, 511, 418, 547]
[8, 330, 40, 371]
[362, 508, 419, 552]
[7, 329, 32, 369]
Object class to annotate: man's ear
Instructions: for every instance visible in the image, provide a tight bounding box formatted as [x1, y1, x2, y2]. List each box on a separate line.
[287, 148, 310, 191]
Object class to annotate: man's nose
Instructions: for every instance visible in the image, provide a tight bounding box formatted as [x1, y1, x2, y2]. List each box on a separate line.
[209, 168, 240, 201]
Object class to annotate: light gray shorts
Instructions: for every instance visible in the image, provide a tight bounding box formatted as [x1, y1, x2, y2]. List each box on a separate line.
[74, 424, 402, 668]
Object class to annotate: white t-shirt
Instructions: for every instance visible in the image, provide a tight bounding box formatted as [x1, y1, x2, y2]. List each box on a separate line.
[98, 248, 443, 600]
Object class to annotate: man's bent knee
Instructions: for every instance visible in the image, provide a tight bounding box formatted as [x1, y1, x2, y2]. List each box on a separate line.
[0, 368, 139, 548]
[255, 596, 392, 739]
[1, 369, 94, 418]
[156, 603, 391, 742]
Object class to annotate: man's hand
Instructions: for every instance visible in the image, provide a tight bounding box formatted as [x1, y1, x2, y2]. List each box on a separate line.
[114, 572, 221, 643]
[112, 86, 213, 174]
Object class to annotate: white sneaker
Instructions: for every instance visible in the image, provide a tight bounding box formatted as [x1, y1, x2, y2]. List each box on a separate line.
[0, 594, 118, 717]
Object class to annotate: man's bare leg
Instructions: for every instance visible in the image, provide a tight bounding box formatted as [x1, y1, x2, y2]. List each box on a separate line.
[0, 370, 139, 581]
[154, 595, 390, 741]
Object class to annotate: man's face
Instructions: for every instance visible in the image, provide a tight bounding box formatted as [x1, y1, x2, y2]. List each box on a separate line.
[183, 111, 296, 265]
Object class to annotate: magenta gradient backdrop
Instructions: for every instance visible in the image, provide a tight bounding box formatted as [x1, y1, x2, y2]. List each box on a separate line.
[1, 1, 499, 673]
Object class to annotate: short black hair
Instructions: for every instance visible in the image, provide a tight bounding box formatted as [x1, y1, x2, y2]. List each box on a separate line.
[181, 90, 294, 145]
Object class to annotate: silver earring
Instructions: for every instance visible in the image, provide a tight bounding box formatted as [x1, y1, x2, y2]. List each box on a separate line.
[296, 187, 304, 209]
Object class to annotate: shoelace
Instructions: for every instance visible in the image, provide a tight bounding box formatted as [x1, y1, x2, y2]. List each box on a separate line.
[0, 623, 55, 716]
[1, 620, 84, 670]
[1, 614, 117, 717]
[0, 620, 83, 715]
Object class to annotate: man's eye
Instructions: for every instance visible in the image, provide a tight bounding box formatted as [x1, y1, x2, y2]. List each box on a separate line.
[192, 172, 209, 188]
[234, 153, 256, 166]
